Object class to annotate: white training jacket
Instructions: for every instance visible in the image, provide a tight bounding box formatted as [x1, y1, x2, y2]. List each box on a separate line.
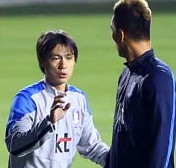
[5, 80, 109, 168]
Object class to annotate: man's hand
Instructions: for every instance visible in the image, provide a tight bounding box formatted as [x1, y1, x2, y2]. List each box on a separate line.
[50, 93, 71, 124]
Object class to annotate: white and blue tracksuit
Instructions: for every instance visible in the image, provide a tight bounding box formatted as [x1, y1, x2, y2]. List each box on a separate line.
[5, 80, 109, 168]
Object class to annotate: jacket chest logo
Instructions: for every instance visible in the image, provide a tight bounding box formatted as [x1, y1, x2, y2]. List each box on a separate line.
[73, 110, 80, 125]
[55, 133, 72, 153]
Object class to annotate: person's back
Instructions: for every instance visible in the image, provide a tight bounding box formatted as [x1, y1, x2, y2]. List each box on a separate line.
[109, 50, 175, 168]
[105, 0, 176, 168]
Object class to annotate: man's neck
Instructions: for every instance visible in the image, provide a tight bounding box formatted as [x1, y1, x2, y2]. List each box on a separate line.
[126, 40, 151, 62]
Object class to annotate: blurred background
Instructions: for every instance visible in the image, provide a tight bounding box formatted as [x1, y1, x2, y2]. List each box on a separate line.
[0, 0, 176, 167]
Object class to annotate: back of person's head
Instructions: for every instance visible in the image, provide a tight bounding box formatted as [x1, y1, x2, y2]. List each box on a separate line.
[113, 0, 151, 40]
[36, 30, 78, 73]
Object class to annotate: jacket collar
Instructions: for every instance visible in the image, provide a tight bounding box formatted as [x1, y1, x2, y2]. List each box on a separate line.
[124, 49, 154, 72]
[44, 79, 68, 96]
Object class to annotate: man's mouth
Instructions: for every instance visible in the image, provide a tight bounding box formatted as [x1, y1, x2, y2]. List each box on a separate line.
[58, 71, 67, 78]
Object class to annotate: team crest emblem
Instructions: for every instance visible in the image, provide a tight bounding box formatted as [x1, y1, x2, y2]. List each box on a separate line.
[73, 110, 80, 125]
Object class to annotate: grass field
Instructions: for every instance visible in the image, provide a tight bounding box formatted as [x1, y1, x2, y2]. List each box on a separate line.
[0, 3, 176, 168]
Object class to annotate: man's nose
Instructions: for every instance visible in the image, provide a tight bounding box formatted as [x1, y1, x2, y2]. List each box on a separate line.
[59, 58, 67, 68]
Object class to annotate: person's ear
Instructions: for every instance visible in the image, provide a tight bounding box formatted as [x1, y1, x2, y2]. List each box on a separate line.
[117, 29, 125, 43]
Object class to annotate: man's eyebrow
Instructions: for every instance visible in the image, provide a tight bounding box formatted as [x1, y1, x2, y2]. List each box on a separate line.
[50, 54, 61, 57]
[51, 52, 74, 57]
[65, 52, 74, 55]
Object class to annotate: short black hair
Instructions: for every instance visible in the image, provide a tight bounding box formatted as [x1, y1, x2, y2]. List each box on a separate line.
[36, 30, 78, 73]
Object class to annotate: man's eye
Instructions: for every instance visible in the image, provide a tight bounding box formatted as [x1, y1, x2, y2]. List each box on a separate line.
[66, 56, 72, 60]
[52, 56, 61, 60]
[66, 55, 74, 60]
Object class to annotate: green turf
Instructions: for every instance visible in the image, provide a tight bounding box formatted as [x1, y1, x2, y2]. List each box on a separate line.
[0, 8, 176, 168]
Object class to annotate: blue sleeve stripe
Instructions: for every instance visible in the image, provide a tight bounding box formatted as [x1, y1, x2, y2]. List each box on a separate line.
[164, 72, 175, 168]
[68, 85, 84, 94]
[68, 85, 92, 115]
[7, 81, 45, 133]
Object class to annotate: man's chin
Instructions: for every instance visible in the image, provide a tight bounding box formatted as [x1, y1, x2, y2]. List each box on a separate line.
[118, 52, 126, 58]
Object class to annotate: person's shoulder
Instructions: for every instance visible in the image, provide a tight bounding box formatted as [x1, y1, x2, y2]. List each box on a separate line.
[146, 56, 173, 81]
[145, 57, 174, 87]
[67, 85, 85, 95]
[18, 80, 45, 97]
[155, 58, 172, 74]
[144, 50, 170, 73]
[11, 80, 45, 110]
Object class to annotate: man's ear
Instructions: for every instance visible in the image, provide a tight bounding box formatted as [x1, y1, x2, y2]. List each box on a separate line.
[117, 29, 125, 43]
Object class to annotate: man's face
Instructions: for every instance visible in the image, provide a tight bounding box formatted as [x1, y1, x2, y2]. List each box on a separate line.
[111, 15, 128, 58]
[110, 16, 118, 44]
[42, 44, 75, 89]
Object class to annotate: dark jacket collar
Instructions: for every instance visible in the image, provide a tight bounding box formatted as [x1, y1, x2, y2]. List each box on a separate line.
[124, 49, 154, 72]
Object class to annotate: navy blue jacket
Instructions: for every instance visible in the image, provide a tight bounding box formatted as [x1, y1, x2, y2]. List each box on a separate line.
[105, 50, 175, 168]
